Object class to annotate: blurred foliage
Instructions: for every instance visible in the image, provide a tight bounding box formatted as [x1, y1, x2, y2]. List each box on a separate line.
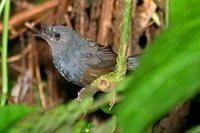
[0, 0, 6, 16]
[9, 98, 93, 132]
[0, 105, 36, 132]
[186, 125, 200, 133]
[115, 0, 200, 132]
[8, 93, 115, 132]
[72, 120, 93, 133]
[93, 116, 116, 133]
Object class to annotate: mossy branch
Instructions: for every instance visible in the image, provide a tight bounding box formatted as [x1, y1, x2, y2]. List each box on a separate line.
[116, 0, 133, 75]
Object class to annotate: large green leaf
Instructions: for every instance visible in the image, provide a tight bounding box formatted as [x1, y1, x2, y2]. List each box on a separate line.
[115, 0, 200, 132]
[0, 105, 36, 132]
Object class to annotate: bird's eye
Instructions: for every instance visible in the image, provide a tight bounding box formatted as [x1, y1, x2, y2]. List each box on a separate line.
[54, 33, 61, 40]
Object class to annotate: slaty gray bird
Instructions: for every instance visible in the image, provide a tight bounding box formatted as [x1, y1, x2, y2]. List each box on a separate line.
[34, 26, 140, 86]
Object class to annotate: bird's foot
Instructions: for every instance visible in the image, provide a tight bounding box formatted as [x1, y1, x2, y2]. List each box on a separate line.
[76, 87, 86, 102]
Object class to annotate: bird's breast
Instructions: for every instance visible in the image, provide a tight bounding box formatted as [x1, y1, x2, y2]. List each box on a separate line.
[52, 52, 84, 86]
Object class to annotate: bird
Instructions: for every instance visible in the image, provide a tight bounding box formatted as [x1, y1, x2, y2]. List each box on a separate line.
[34, 25, 139, 87]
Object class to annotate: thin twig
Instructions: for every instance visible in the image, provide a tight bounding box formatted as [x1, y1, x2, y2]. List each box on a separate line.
[35, 51, 47, 110]
[7, 44, 32, 63]
[80, 0, 85, 35]
[64, 14, 72, 28]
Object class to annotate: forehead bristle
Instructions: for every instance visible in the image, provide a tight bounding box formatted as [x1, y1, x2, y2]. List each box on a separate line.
[40, 25, 54, 34]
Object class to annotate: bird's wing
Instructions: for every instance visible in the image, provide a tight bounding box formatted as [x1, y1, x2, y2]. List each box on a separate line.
[81, 39, 117, 68]
[80, 39, 117, 85]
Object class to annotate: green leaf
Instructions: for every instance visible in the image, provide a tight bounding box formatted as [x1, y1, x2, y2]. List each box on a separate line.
[0, 105, 36, 132]
[0, 0, 7, 16]
[115, 0, 200, 132]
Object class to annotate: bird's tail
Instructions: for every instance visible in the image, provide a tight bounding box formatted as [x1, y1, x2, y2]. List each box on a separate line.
[127, 54, 140, 70]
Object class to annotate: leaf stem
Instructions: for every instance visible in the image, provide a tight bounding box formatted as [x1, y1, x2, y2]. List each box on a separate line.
[1, 0, 10, 106]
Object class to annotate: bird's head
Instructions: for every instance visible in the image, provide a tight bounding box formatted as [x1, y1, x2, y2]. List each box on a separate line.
[34, 25, 82, 53]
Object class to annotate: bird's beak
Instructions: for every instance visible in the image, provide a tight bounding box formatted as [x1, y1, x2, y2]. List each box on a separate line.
[33, 24, 52, 40]
[33, 33, 48, 41]
[33, 33, 43, 38]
